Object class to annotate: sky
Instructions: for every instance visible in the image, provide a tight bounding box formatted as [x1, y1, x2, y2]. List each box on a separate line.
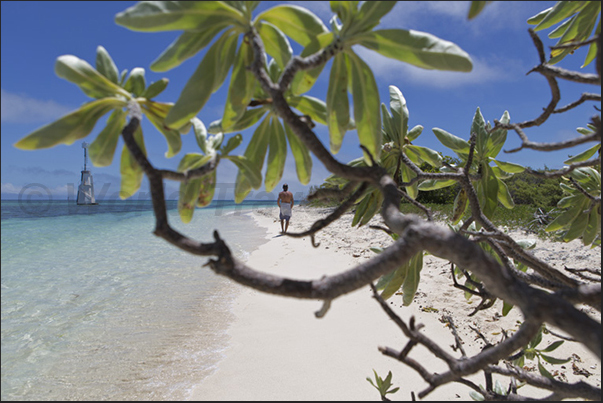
[1, 1, 599, 202]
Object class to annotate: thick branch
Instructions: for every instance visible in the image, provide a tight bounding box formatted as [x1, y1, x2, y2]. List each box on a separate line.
[487, 364, 601, 400]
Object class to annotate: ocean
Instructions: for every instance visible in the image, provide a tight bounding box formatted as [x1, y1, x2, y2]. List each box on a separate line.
[1, 199, 273, 400]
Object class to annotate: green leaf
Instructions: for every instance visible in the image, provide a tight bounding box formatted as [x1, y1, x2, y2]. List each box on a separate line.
[150, 23, 229, 72]
[582, 207, 600, 246]
[407, 124, 423, 142]
[582, 20, 600, 67]
[326, 53, 350, 154]
[491, 165, 514, 180]
[402, 252, 423, 306]
[468, 1, 490, 20]
[405, 145, 442, 168]
[330, 1, 359, 27]
[485, 110, 509, 158]
[471, 107, 488, 157]
[530, 327, 543, 349]
[119, 125, 147, 200]
[418, 178, 457, 191]
[222, 41, 256, 130]
[546, 198, 588, 232]
[290, 32, 334, 95]
[95, 46, 119, 84]
[359, 190, 383, 227]
[234, 114, 271, 202]
[226, 155, 262, 190]
[256, 4, 328, 47]
[452, 188, 468, 224]
[178, 178, 202, 223]
[527, 7, 551, 26]
[141, 78, 169, 99]
[284, 123, 312, 185]
[400, 165, 419, 199]
[119, 69, 128, 86]
[115, 1, 245, 32]
[432, 128, 470, 157]
[548, 16, 574, 39]
[346, 51, 382, 164]
[55, 55, 129, 99]
[538, 361, 555, 380]
[192, 117, 211, 155]
[123, 67, 146, 97]
[142, 104, 182, 158]
[379, 262, 408, 300]
[492, 159, 525, 173]
[381, 104, 395, 144]
[352, 192, 371, 227]
[197, 169, 217, 207]
[288, 95, 328, 126]
[540, 353, 571, 365]
[348, 1, 396, 36]
[515, 239, 537, 249]
[177, 153, 212, 172]
[562, 207, 589, 242]
[264, 117, 287, 192]
[531, 1, 588, 31]
[356, 29, 473, 72]
[221, 133, 243, 155]
[88, 109, 127, 167]
[502, 301, 514, 316]
[165, 29, 238, 130]
[564, 143, 601, 164]
[479, 164, 499, 219]
[388, 85, 408, 144]
[549, 2, 600, 65]
[257, 20, 292, 69]
[541, 340, 564, 352]
[496, 178, 515, 209]
[15, 98, 126, 150]
[208, 106, 269, 134]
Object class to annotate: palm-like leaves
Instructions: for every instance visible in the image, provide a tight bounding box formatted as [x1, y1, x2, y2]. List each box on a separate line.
[17, 1, 475, 221]
[15, 46, 179, 199]
[424, 108, 519, 222]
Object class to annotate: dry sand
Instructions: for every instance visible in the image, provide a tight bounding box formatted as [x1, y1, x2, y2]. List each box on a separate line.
[190, 206, 600, 401]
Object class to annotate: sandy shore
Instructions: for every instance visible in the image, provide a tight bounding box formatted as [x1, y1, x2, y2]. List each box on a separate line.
[190, 206, 600, 400]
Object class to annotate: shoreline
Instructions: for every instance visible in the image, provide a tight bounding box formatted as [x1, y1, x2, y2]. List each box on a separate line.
[189, 206, 600, 400]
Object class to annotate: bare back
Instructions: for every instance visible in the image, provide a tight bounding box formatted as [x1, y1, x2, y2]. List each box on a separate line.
[278, 191, 293, 205]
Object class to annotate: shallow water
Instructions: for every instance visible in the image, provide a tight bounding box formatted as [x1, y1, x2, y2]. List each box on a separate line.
[1, 200, 270, 400]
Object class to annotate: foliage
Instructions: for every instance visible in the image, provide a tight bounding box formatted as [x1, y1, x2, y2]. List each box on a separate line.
[414, 158, 461, 205]
[546, 167, 601, 246]
[527, 1, 601, 67]
[13, 1, 601, 401]
[512, 325, 571, 380]
[366, 370, 399, 400]
[504, 170, 564, 208]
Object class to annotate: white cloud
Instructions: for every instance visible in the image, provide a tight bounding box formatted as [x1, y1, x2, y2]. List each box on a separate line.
[1, 89, 73, 123]
[1, 182, 22, 194]
[382, 1, 538, 32]
[353, 46, 526, 89]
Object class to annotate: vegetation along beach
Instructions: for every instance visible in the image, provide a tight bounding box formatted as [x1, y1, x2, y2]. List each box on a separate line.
[2, 1, 600, 401]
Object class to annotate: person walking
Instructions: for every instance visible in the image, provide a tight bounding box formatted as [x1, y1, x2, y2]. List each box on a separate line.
[277, 184, 294, 234]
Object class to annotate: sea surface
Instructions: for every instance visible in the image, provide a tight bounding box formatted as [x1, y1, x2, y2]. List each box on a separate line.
[1, 199, 273, 400]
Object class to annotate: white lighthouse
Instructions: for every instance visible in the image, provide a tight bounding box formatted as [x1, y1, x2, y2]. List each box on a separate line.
[76, 142, 98, 205]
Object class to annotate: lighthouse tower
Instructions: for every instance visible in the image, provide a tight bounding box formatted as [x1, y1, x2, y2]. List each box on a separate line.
[76, 142, 98, 205]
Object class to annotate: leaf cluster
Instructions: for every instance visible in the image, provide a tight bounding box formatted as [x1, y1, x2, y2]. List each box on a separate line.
[528, 1, 601, 67]
[366, 370, 399, 400]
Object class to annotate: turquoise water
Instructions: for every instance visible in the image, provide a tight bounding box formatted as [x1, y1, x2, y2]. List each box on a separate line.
[1, 200, 272, 400]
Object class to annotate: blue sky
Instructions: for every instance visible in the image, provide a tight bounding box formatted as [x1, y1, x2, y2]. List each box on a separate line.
[2, 1, 598, 201]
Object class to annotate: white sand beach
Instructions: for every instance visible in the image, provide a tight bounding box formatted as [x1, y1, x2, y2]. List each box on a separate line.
[190, 206, 601, 401]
